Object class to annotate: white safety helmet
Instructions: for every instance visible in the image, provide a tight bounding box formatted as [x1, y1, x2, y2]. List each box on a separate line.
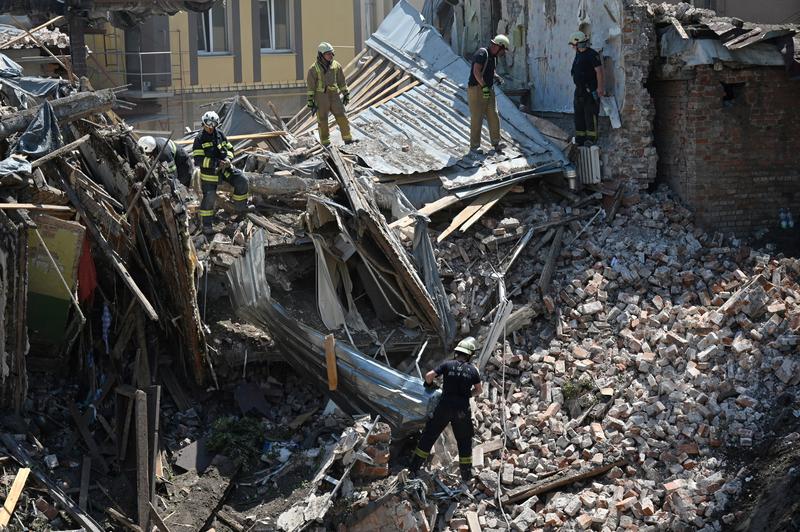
[491, 34, 510, 50]
[569, 31, 589, 45]
[454, 336, 478, 357]
[318, 42, 335, 55]
[137, 135, 157, 154]
[201, 110, 220, 128]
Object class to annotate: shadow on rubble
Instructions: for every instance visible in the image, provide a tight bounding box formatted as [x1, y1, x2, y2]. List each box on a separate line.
[722, 392, 800, 532]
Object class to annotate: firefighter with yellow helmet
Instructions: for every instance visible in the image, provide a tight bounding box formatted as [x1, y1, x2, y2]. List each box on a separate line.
[306, 42, 353, 146]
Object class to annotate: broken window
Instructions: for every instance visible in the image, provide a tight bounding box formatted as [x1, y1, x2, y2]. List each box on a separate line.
[259, 0, 292, 52]
[197, 2, 229, 53]
[721, 81, 746, 107]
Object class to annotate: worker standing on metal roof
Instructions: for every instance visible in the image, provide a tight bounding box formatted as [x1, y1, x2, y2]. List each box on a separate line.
[410, 337, 483, 483]
[137, 135, 193, 188]
[191, 110, 250, 236]
[306, 42, 353, 147]
[467, 34, 509, 156]
[569, 31, 605, 146]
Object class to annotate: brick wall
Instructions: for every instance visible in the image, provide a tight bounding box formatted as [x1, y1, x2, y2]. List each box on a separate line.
[602, 1, 659, 188]
[652, 65, 800, 234]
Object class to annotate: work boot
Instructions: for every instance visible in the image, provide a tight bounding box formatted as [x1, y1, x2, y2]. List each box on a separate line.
[460, 464, 473, 483]
[493, 142, 506, 154]
[202, 224, 215, 236]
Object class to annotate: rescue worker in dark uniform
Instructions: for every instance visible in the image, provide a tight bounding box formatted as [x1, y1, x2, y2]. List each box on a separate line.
[467, 34, 509, 155]
[569, 31, 605, 146]
[191, 110, 249, 235]
[410, 337, 483, 482]
[137, 135, 193, 187]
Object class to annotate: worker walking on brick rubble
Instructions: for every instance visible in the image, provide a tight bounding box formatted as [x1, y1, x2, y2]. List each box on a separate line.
[467, 34, 509, 156]
[306, 42, 353, 147]
[410, 337, 483, 482]
[569, 31, 605, 146]
[137, 135, 193, 189]
[191, 110, 250, 235]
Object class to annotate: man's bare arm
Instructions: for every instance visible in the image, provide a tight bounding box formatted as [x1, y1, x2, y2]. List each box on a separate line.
[425, 370, 438, 385]
[472, 382, 483, 397]
[473, 62, 485, 87]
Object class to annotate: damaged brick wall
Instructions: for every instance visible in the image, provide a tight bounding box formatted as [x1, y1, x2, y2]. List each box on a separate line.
[652, 65, 800, 234]
[601, 1, 659, 188]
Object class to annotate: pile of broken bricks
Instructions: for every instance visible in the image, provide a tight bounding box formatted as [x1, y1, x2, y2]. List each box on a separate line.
[411, 186, 800, 531]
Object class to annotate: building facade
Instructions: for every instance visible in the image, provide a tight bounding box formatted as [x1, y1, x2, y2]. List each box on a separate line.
[86, 0, 423, 134]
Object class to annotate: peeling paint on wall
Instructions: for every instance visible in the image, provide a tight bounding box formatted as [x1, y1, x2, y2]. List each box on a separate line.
[526, 0, 625, 113]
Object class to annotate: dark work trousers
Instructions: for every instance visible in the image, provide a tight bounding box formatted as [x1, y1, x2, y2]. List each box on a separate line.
[413, 400, 474, 470]
[574, 93, 600, 146]
[199, 166, 249, 228]
[175, 154, 193, 187]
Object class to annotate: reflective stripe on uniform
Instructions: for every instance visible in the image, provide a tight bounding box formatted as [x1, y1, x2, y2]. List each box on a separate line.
[202, 157, 212, 169]
[201, 142, 214, 148]
[232, 193, 248, 201]
[200, 173, 219, 183]
[459, 456, 472, 464]
[199, 210, 215, 217]
[413, 448, 429, 459]
[192, 149, 205, 156]
[313, 62, 342, 94]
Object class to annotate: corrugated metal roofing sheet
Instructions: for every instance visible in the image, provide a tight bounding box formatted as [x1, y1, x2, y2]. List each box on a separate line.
[339, 0, 568, 178]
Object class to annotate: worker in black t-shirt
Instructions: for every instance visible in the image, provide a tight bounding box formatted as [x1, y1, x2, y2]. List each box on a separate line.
[569, 31, 605, 146]
[466, 34, 510, 155]
[410, 337, 483, 482]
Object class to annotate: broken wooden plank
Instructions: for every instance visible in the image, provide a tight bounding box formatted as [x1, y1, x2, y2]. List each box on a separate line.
[31, 134, 90, 169]
[147, 386, 161, 505]
[466, 511, 482, 532]
[459, 185, 513, 233]
[69, 403, 109, 474]
[539, 226, 565, 293]
[0, 467, 30, 526]
[107, 507, 144, 532]
[437, 191, 497, 242]
[0, 203, 73, 211]
[389, 194, 460, 229]
[160, 366, 191, 411]
[0, 15, 65, 50]
[79, 456, 91, 511]
[134, 390, 150, 528]
[325, 334, 338, 391]
[501, 459, 627, 505]
[670, 17, 689, 39]
[149, 502, 172, 532]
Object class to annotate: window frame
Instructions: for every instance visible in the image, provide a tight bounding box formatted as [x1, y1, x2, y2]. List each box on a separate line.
[259, 0, 293, 54]
[198, 3, 231, 55]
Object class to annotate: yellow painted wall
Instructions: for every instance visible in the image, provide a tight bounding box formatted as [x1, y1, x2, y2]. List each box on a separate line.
[166, 0, 358, 89]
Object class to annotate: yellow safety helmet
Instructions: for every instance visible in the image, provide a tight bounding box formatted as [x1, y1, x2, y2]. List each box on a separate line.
[454, 337, 478, 357]
[318, 42, 335, 55]
[491, 34, 510, 50]
[569, 31, 588, 45]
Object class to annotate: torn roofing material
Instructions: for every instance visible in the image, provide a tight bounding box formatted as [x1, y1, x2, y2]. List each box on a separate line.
[227, 229, 432, 436]
[337, 0, 568, 176]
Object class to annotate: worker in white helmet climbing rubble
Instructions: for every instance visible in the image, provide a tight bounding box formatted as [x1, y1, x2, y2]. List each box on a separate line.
[191, 110, 250, 235]
[467, 34, 509, 156]
[410, 337, 483, 482]
[137, 135, 193, 188]
[306, 42, 353, 146]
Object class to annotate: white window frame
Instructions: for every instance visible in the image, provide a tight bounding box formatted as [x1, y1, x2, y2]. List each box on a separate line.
[259, 0, 292, 53]
[198, 4, 230, 55]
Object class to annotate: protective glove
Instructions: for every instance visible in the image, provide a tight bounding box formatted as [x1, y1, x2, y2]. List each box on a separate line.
[218, 159, 231, 171]
[307, 96, 318, 113]
[481, 85, 491, 100]
[342, 91, 350, 106]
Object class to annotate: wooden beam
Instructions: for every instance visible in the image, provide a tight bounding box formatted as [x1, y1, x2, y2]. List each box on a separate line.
[501, 459, 627, 505]
[459, 185, 513, 233]
[106, 507, 144, 532]
[0, 467, 30, 526]
[0, 15, 64, 50]
[0, 203, 73, 211]
[79, 456, 91, 511]
[324, 334, 338, 391]
[0, 90, 116, 140]
[539, 226, 564, 294]
[134, 390, 150, 529]
[390, 195, 460, 229]
[69, 403, 109, 474]
[31, 134, 90, 169]
[149, 502, 172, 532]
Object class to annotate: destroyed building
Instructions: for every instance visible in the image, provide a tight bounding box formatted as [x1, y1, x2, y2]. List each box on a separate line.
[0, 1, 798, 532]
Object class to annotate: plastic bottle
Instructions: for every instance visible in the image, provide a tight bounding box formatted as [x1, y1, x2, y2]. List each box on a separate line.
[780, 208, 788, 229]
